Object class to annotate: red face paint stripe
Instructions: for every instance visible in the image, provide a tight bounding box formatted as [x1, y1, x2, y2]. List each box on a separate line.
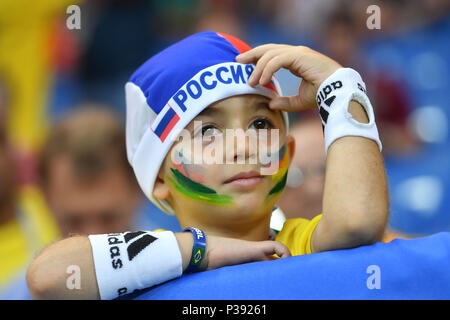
[217, 32, 251, 54]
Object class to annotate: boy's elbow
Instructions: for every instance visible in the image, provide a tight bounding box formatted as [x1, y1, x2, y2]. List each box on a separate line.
[26, 240, 69, 299]
[342, 222, 383, 247]
[340, 210, 388, 246]
[27, 254, 55, 299]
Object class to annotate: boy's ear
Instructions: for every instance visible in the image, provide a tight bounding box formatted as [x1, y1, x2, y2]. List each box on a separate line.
[286, 134, 296, 165]
[153, 175, 170, 200]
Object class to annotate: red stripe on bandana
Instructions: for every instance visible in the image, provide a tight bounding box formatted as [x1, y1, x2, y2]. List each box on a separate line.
[263, 80, 278, 93]
[217, 32, 251, 54]
[217, 32, 278, 94]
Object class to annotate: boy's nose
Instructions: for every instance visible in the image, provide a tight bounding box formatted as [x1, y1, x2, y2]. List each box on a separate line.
[224, 129, 257, 164]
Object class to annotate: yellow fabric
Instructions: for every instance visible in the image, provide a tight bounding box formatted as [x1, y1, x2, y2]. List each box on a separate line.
[275, 214, 323, 255]
[0, 186, 59, 287]
[0, 0, 79, 151]
[164, 215, 322, 257]
[0, 219, 28, 287]
[18, 186, 60, 246]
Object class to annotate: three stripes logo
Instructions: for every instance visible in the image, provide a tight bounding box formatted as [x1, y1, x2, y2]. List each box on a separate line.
[124, 231, 158, 261]
[319, 95, 336, 124]
[316, 80, 343, 128]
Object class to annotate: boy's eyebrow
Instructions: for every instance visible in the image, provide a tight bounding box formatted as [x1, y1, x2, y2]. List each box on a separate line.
[252, 100, 278, 116]
[253, 100, 272, 111]
[198, 106, 224, 118]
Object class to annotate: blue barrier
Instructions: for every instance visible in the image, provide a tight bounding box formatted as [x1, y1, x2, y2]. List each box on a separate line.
[133, 232, 450, 300]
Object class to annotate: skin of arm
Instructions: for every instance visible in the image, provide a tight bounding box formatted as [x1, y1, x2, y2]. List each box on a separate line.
[26, 234, 194, 300]
[236, 45, 389, 253]
[311, 101, 389, 253]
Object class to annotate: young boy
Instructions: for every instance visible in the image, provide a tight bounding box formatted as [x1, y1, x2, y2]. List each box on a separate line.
[26, 31, 388, 299]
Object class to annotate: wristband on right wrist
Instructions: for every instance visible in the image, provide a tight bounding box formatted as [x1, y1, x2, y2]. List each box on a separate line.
[316, 68, 382, 154]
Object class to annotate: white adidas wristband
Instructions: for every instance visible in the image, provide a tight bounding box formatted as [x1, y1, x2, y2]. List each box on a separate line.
[88, 230, 183, 300]
[316, 68, 382, 154]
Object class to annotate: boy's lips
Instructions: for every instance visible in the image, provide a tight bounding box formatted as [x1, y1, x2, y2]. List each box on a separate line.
[223, 171, 264, 189]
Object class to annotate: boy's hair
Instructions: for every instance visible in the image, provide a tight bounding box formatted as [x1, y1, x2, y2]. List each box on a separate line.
[125, 31, 287, 214]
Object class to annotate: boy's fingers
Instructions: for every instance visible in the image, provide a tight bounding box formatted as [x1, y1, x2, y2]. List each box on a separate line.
[236, 44, 275, 62]
[236, 44, 286, 63]
[259, 53, 294, 85]
[270, 80, 317, 111]
[248, 48, 288, 85]
[273, 242, 291, 258]
[270, 95, 312, 112]
[260, 241, 291, 259]
[270, 96, 302, 111]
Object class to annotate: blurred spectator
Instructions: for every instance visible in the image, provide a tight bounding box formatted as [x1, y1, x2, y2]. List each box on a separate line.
[0, 78, 59, 298]
[195, 0, 246, 40]
[277, 116, 326, 221]
[273, 0, 340, 40]
[318, 8, 421, 157]
[39, 106, 180, 236]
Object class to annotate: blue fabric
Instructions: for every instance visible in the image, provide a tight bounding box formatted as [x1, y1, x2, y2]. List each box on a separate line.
[133, 232, 450, 300]
[129, 31, 240, 114]
[132, 199, 182, 232]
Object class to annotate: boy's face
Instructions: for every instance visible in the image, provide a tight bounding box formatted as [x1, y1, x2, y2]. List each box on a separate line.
[154, 94, 294, 228]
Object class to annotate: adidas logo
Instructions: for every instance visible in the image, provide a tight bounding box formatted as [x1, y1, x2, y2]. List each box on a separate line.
[316, 80, 342, 107]
[124, 231, 158, 261]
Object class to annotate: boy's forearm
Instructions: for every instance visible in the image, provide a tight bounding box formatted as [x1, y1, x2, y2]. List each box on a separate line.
[312, 101, 389, 253]
[26, 232, 289, 299]
[27, 233, 194, 300]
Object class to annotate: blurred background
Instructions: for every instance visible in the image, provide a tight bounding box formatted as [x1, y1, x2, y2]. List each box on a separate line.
[0, 0, 449, 298]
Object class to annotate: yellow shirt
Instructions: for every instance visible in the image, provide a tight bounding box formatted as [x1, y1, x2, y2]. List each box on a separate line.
[275, 214, 323, 255]
[159, 214, 323, 256]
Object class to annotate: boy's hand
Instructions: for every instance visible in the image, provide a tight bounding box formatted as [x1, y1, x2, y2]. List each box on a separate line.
[202, 235, 291, 271]
[236, 44, 341, 111]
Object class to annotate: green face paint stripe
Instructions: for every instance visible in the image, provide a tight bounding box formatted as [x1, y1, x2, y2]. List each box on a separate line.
[168, 176, 233, 205]
[170, 168, 216, 194]
[169, 168, 234, 205]
[267, 171, 288, 196]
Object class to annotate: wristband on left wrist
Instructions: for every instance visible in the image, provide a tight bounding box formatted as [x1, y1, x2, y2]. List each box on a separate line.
[183, 227, 207, 273]
[316, 67, 382, 154]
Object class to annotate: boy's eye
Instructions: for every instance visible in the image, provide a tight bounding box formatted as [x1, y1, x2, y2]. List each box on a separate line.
[201, 125, 221, 137]
[250, 118, 273, 130]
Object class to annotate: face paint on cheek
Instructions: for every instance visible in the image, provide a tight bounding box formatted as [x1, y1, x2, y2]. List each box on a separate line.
[265, 144, 289, 201]
[168, 168, 234, 206]
[171, 150, 206, 184]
